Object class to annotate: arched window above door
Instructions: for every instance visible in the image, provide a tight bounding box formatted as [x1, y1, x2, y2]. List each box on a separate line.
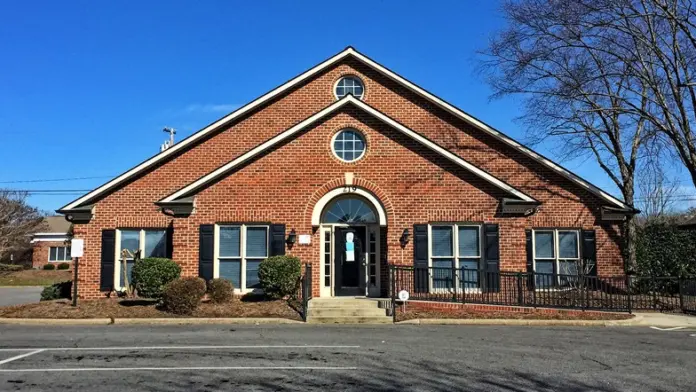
[322, 196, 378, 224]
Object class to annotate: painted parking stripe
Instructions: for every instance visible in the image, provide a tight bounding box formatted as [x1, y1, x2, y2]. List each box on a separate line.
[0, 366, 358, 373]
[649, 326, 687, 331]
[0, 345, 360, 352]
[0, 349, 44, 366]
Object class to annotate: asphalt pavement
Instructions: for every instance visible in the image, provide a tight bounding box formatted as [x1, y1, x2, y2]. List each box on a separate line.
[0, 324, 694, 391]
[0, 287, 42, 307]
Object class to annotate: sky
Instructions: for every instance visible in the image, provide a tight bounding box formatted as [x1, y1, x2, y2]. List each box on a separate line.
[1, 0, 694, 213]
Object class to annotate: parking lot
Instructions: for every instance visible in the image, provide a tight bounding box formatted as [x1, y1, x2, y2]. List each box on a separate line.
[0, 324, 694, 391]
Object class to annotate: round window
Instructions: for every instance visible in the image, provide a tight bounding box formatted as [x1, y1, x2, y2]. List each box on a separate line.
[332, 129, 366, 162]
[334, 76, 364, 99]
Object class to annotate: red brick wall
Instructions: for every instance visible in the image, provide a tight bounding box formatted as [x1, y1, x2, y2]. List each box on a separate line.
[70, 57, 624, 299]
[31, 241, 73, 269]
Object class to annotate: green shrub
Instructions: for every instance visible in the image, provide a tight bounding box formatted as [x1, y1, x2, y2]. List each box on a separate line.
[42, 264, 56, 270]
[258, 255, 301, 299]
[162, 277, 206, 315]
[207, 279, 234, 303]
[40, 281, 72, 301]
[0, 263, 23, 272]
[131, 258, 181, 299]
[57, 263, 70, 270]
[637, 223, 696, 277]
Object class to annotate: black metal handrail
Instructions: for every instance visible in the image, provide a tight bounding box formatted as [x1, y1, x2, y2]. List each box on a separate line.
[389, 265, 696, 314]
[301, 263, 313, 321]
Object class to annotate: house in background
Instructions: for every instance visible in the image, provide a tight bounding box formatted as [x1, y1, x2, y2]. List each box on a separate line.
[31, 216, 72, 268]
[57, 47, 636, 301]
[679, 216, 696, 230]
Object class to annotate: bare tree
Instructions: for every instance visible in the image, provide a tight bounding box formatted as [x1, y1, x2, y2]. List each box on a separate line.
[636, 162, 681, 217]
[480, 0, 654, 271]
[0, 190, 45, 260]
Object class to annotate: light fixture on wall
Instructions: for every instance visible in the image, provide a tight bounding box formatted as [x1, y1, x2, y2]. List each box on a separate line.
[400, 228, 410, 248]
[287, 229, 297, 245]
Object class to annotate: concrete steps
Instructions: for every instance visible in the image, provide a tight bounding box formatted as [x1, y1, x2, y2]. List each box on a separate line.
[306, 298, 392, 324]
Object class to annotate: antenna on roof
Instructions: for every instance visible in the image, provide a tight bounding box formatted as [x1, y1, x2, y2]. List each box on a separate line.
[160, 127, 176, 152]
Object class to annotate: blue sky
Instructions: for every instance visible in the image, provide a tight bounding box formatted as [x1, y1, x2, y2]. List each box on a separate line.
[1, 0, 693, 212]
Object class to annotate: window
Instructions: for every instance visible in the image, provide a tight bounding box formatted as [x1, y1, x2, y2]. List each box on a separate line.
[49, 246, 71, 262]
[334, 76, 364, 99]
[332, 129, 366, 162]
[533, 229, 580, 288]
[430, 224, 482, 290]
[116, 229, 167, 289]
[322, 196, 377, 224]
[217, 225, 269, 291]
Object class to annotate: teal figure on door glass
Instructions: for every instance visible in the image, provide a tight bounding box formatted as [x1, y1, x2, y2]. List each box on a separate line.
[345, 232, 355, 262]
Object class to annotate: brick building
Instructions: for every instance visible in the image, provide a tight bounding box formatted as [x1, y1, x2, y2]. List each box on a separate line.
[58, 47, 635, 300]
[31, 216, 72, 269]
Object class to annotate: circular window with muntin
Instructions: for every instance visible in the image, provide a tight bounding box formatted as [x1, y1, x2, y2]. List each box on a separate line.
[334, 76, 364, 99]
[332, 129, 366, 162]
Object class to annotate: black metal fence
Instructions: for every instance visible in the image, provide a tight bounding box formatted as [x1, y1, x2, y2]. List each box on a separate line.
[390, 265, 696, 314]
[300, 263, 313, 321]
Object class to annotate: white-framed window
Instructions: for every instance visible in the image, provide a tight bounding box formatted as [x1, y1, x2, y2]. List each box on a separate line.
[334, 76, 364, 99]
[429, 224, 482, 291]
[216, 224, 269, 292]
[115, 229, 167, 289]
[332, 129, 366, 162]
[532, 229, 580, 287]
[48, 246, 71, 262]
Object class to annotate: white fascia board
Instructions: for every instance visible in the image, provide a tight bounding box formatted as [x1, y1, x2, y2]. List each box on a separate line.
[348, 50, 631, 210]
[160, 96, 536, 203]
[59, 48, 356, 211]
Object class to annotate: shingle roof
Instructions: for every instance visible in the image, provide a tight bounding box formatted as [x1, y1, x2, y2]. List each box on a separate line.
[42, 216, 72, 233]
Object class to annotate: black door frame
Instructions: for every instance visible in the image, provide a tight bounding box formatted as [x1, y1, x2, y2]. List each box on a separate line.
[334, 226, 366, 296]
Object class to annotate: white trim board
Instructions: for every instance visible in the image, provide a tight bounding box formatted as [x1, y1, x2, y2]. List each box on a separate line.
[59, 47, 631, 212]
[159, 96, 536, 204]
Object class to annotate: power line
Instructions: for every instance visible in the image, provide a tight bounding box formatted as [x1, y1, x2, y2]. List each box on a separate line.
[0, 175, 115, 184]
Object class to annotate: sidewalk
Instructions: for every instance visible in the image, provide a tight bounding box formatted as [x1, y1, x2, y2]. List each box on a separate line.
[631, 312, 696, 327]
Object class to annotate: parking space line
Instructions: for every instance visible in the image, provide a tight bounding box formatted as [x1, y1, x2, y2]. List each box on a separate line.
[0, 349, 44, 366]
[0, 345, 360, 352]
[0, 366, 358, 373]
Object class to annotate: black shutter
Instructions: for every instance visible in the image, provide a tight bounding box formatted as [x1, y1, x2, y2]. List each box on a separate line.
[166, 223, 174, 259]
[483, 224, 500, 292]
[413, 224, 428, 293]
[525, 230, 535, 290]
[100, 229, 116, 292]
[199, 224, 214, 282]
[582, 229, 597, 276]
[269, 224, 286, 256]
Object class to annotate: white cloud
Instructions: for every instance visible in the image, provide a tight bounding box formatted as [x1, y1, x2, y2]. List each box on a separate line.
[184, 103, 240, 113]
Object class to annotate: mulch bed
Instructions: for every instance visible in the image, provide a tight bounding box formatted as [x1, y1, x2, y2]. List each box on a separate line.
[0, 296, 302, 321]
[0, 270, 72, 286]
[396, 308, 634, 322]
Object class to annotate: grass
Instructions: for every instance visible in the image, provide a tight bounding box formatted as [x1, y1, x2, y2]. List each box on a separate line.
[0, 295, 302, 320]
[395, 308, 634, 322]
[0, 270, 72, 286]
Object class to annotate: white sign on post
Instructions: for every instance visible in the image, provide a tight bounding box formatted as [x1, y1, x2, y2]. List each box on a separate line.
[398, 290, 410, 302]
[70, 239, 84, 258]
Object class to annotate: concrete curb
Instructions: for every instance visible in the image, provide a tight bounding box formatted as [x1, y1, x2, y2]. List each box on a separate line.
[0, 317, 303, 326]
[396, 315, 642, 327]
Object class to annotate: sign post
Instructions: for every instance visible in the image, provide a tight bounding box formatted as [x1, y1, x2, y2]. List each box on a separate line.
[398, 290, 409, 314]
[70, 239, 84, 307]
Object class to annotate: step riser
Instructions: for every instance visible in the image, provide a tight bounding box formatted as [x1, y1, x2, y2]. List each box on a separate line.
[309, 303, 380, 309]
[309, 309, 388, 317]
[308, 317, 393, 324]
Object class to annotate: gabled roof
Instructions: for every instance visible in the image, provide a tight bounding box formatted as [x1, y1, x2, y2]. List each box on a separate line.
[157, 95, 537, 204]
[59, 46, 633, 212]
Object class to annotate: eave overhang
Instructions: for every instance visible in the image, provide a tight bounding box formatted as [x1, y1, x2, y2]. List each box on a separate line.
[56, 205, 94, 224]
[601, 205, 640, 221]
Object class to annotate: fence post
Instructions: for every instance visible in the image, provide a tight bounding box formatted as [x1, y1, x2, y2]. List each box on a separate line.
[451, 263, 457, 303]
[390, 265, 396, 323]
[516, 272, 523, 306]
[651, 273, 658, 310]
[679, 276, 685, 314]
[627, 274, 633, 314]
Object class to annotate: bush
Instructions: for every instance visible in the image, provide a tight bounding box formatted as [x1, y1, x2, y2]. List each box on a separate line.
[637, 223, 696, 277]
[207, 279, 234, 303]
[40, 281, 72, 301]
[131, 258, 181, 299]
[0, 263, 23, 272]
[162, 277, 206, 315]
[258, 255, 302, 300]
[57, 263, 70, 270]
[42, 264, 56, 270]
